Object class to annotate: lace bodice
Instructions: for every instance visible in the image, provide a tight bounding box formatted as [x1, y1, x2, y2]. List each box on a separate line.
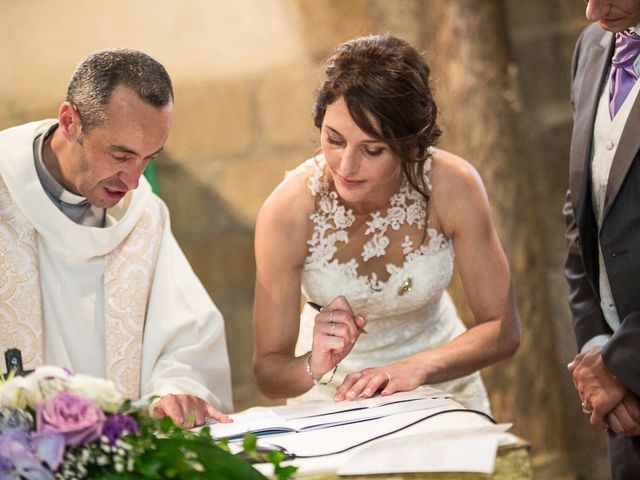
[290, 155, 491, 414]
[298, 155, 454, 322]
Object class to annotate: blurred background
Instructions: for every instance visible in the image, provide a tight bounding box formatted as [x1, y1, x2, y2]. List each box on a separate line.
[1, 1, 605, 478]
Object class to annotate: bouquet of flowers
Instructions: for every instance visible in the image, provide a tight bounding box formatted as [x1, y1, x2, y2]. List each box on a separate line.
[0, 366, 295, 479]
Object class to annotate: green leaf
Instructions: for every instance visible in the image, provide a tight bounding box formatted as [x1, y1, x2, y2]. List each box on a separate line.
[275, 465, 298, 480]
[243, 433, 258, 453]
[267, 450, 285, 463]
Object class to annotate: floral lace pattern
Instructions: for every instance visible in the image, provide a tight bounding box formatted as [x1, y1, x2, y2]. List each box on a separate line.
[303, 155, 448, 294]
[291, 154, 491, 414]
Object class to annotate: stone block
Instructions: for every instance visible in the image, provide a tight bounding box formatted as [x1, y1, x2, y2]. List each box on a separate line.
[256, 64, 319, 149]
[294, 0, 375, 59]
[191, 152, 308, 225]
[179, 233, 255, 293]
[167, 78, 252, 161]
[157, 158, 243, 237]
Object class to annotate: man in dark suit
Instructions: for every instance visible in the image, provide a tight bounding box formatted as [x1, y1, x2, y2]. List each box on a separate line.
[565, 1, 640, 478]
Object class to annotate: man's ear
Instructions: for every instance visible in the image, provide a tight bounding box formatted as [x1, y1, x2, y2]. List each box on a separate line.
[57, 102, 83, 140]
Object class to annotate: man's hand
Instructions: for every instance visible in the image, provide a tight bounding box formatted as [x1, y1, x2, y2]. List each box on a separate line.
[151, 394, 232, 428]
[568, 346, 626, 429]
[606, 390, 640, 436]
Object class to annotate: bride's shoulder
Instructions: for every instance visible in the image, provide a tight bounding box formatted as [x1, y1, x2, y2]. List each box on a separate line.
[428, 148, 485, 198]
[257, 157, 319, 227]
[428, 148, 490, 234]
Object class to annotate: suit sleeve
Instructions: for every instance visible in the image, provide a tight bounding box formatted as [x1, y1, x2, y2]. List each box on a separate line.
[564, 28, 613, 350]
[602, 313, 640, 396]
[563, 190, 611, 351]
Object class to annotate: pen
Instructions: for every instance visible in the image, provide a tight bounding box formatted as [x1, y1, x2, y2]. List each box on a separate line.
[307, 301, 367, 334]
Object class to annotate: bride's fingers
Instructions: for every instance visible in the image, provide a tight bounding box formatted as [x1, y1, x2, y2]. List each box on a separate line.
[334, 372, 362, 401]
[327, 310, 359, 341]
[357, 372, 390, 399]
[342, 371, 385, 400]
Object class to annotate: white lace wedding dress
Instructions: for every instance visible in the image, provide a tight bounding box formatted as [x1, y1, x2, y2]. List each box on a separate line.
[289, 154, 491, 414]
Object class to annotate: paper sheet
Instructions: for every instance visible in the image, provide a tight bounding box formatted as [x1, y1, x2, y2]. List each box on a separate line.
[254, 406, 513, 476]
[287, 397, 451, 431]
[257, 406, 507, 458]
[271, 384, 452, 421]
[207, 386, 452, 440]
[212, 392, 518, 476]
[337, 430, 508, 475]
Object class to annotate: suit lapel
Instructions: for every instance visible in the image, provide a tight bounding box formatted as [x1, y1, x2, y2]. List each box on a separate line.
[570, 30, 613, 222]
[603, 90, 640, 220]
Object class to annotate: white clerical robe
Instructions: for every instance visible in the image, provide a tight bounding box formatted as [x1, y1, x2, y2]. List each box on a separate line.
[0, 120, 232, 412]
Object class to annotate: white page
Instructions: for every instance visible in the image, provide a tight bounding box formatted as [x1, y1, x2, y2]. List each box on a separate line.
[253, 399, 514, 477]
[287, 397, 450, 431]
[256, 413, 517, 475]
[208, 408, 290, 439]
[272, 385, 452, 421]
[337, 431, 505, 475]
[257, 404, 498, 458]
[206, 387, 454, 440]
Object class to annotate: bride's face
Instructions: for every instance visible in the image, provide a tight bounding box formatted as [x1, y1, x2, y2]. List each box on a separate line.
[320, 97, 403, 214]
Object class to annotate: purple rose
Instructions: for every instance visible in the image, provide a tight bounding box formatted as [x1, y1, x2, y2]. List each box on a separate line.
[102, 413, 139, 445]
[36, 391, 105, 447]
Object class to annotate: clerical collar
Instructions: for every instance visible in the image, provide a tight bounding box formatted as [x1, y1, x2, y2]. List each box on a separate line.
[33, 123, 106, 227]
[59, 188, 86, 205]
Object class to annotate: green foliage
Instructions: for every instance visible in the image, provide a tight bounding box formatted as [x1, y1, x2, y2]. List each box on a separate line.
[77, 409, 294, 479]
[122, 411, 266, 479]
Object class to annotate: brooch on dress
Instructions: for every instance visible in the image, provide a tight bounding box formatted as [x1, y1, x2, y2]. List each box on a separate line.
[397, 277, 413, 296]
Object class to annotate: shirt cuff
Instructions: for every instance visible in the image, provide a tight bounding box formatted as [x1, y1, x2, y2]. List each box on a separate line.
[580, 334, 611, 354]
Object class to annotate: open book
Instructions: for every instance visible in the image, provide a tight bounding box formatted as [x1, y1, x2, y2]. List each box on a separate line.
[209, 386, 452, 441]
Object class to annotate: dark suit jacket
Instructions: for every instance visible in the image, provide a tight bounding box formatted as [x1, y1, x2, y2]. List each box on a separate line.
[565, 22, 640, 399]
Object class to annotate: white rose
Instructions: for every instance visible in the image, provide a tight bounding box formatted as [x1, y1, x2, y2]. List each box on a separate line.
[68, 374, 123, 412]
[29, 366, 73, 404]
[0, 374, 32, 409]
[0, 366, 72, 408]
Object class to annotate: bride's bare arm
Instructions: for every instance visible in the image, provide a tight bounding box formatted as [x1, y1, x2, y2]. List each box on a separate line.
[252, 173, 312, 398]
[334, 149, 520, 400]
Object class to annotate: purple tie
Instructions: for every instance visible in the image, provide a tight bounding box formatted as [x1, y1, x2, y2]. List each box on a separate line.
[609, 31, 640, 118]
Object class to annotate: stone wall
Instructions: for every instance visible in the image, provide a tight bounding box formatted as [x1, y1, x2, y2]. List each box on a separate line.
[0, 1, 609, 477]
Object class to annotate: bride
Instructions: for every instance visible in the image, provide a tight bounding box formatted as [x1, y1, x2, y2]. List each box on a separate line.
[251, 34, 520, 414]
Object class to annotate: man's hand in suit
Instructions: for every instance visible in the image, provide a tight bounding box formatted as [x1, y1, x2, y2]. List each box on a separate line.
[606, 390, 640, 436]
[568, 346, 626, 429]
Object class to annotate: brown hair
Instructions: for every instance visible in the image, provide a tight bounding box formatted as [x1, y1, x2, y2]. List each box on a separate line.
[313, 34, 441, 201]
[67, 48, 173, 133]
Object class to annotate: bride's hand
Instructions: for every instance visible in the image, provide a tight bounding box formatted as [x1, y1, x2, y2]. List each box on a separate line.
[309, 295, 367, 380]
[333, 359, 425, 401]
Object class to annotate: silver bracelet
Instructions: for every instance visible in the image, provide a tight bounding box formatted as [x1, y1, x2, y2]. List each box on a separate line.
[306, 353, 337, 385]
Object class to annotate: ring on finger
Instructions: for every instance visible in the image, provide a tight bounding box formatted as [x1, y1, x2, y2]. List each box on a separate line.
[581, 401, 592, 414]
[330, 321, 336, 336]
[384, 372, 391, 383]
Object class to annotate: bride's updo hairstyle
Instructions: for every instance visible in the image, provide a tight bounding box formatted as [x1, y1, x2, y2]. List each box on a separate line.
[313, 34, 442, 202]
